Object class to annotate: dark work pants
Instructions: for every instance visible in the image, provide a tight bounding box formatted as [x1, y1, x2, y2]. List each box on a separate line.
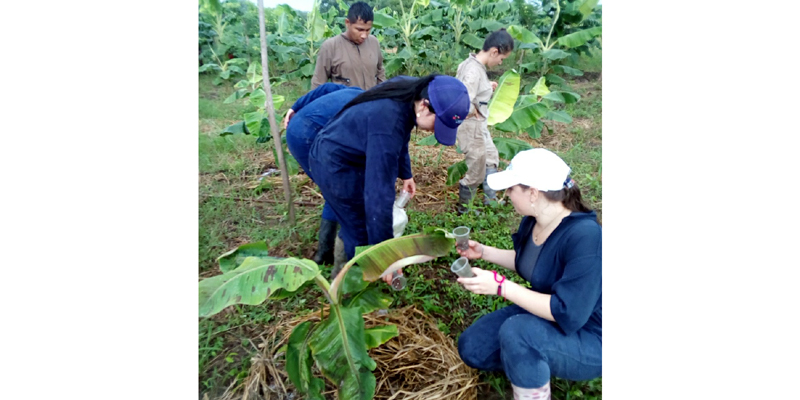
[457, 304, 601, 388]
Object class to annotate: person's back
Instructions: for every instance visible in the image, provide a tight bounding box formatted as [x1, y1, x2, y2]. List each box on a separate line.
[288, 86, 363, 132]
[311, 1, 385, 90]
[313, 97, 414, 166]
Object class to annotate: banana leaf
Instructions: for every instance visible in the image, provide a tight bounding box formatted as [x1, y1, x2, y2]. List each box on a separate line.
[461, 33, 484, 50]
[487, 69, 520, 126]
[198, 256, 321, 317]
[415, 134, 439, 146]
[221, 120, 248, 136]
[507, 25, 543, 49]
[542, 91, 581, 104]
[328, 231, 454, 301]
[482, 20, 504, 32]
[494, 101, 550, 133]
[555, 26, 602, 49]
[216, 241, 269, 273]
[244, 111, 264, 136]
[308, 8, 326, 42]
[286, 321, 325, 400]
[493, 137, 533, 161]
[578, 0, 600, 22]
[545, 110, 573, 124]
[364, 325, 399, 349]
[446, 160, 468, 186]
[342, 285, 393, 314]
[250, 89, 285, 110]
[542, 49, 570, 60]
[223, 88, 249, 104]
[372, 11, 398, 29]
[531, 76, 550, 97]
[552, 65, 584, 76]
[308, 306, 376, 400]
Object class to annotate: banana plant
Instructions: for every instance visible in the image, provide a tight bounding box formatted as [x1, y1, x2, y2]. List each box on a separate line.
[220, 60, 285, 142]
[486, 0, 599, 140]
[198, 229, 455, 400]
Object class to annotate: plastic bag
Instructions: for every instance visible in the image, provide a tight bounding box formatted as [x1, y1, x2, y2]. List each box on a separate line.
[392, 205, 408, 238]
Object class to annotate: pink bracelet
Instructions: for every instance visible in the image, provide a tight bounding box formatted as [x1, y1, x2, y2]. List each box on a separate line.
[492, 270, 505, 297]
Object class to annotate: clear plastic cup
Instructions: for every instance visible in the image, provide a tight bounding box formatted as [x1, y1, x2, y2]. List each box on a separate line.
[453, 226, 471, 252]
[391, 270, 407, 290]
[395, 190, 411, 208]
[450, 257, 475, 278]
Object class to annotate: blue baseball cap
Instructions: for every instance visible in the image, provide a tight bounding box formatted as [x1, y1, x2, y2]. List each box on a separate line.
[427, 76, 469, 146]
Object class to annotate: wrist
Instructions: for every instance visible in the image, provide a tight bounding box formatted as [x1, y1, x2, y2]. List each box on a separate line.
[479, 244, 485, 259]
[492, 270, 506, 297]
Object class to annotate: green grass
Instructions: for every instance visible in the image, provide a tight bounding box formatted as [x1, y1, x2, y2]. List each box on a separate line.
[197, 52, 602, 398]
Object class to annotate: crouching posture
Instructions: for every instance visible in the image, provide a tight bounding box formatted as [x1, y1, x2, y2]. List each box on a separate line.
[454, 148, 601, 399]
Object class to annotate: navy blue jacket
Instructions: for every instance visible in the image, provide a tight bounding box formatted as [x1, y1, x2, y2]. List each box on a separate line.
[309, 98, 416, 245]
[290, 83, 363, 130]
[512, 211, 602, 337]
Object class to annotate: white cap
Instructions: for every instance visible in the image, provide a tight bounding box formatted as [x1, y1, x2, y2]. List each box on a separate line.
[486, 148, 571, 191]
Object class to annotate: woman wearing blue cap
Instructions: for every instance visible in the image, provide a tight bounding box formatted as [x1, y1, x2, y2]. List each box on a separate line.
[309, 74, 469, 279]
[454, 148, 602, 399]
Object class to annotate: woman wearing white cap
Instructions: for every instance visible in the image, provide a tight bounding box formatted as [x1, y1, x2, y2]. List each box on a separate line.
[454, 148, 601, 399]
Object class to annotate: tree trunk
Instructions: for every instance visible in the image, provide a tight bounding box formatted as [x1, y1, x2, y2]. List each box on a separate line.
[257, 0, 295, 226]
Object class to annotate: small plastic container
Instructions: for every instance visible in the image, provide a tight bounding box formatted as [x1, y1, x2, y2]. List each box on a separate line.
[391, 270, 407, 290]
[453, 226, 471, 252]
[450, 257, 476, 278]
[395, 190, 411, 209]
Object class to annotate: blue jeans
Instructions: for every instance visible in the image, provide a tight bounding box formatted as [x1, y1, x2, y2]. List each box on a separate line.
[457, 304, 601, 388]
[285, 117, 335, 221]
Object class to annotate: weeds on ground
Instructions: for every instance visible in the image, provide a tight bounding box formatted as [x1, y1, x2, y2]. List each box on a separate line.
[198, 62, 602, 398]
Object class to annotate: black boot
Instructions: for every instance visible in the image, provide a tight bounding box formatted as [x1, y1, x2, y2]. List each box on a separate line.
[457, 184, 477, 215]
[483, 165, 503, 205]
[313, 219, 338, 265]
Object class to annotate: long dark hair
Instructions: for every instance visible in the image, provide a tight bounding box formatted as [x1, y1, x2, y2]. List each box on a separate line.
[521, 183, 592, 213]
[338, 74, 440, 115]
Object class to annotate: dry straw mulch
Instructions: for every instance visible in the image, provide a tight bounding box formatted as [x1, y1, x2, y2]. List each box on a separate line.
[219, 305, 480, 400]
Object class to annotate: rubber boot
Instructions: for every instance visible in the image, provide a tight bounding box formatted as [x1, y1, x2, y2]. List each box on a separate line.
[330, 235, 347, 280]
[313, 219, 338, 265]
[457, 183, 477, 215]
[483, 165, 503, 205]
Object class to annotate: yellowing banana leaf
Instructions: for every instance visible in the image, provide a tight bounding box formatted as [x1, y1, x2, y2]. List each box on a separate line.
[487, 69, 520, 126]
[329, 231, 454, 301]
[286, 321, 325, 400]
[308, 306, 376, 400]
[198, 256, 320, 317]
[531, 76, 550, 97]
